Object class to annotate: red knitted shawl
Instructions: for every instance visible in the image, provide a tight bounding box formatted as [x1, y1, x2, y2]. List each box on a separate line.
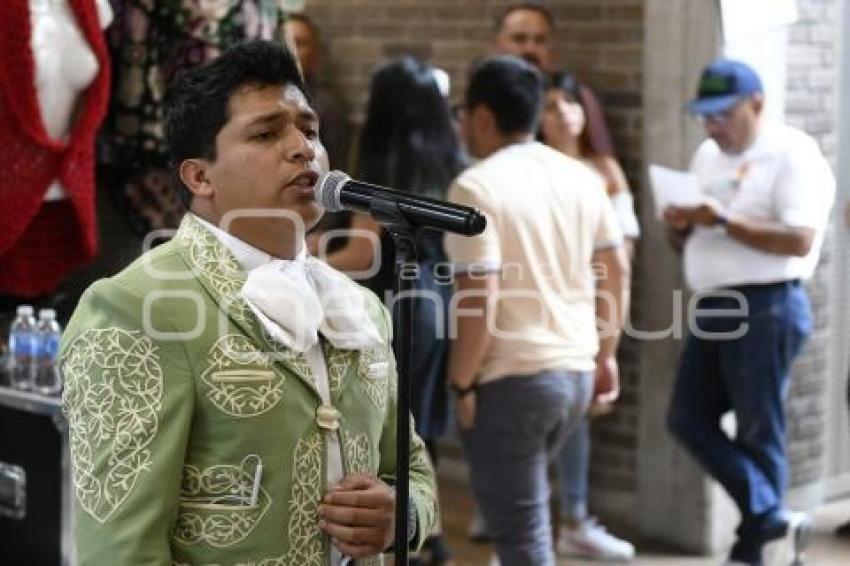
[0, 0, 110, 297]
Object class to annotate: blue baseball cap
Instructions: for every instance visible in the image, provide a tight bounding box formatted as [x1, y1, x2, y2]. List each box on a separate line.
[686, 59, 763, 115]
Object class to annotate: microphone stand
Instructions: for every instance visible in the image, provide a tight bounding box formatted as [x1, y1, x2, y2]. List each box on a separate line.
[368, 198, 426, 566]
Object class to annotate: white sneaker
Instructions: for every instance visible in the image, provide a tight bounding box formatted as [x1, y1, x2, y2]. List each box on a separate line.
[786, 511, 811, 566]
[467, 508, 490, 542]
[764, 510, 812, 566]
[557, 518, 636, 562]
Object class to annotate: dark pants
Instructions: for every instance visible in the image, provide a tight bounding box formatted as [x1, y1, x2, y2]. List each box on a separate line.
[667, 281, 812, 562]
[461, 369, 593, 566]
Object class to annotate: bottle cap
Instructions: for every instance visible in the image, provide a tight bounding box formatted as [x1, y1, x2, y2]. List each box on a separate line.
[16, 305, 34, 316]
[38, 308, 56, 321]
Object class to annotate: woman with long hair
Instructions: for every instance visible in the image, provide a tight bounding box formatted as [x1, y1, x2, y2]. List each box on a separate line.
[319, 56, 464, 566]
[541, 71, 639, 562]
[541, 71, 640, 250]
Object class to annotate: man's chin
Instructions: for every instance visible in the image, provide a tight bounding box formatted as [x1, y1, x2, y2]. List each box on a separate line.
[712, 136, 732, 152]
[717, 140, 744, 155]
[522, 54, 541, 68]
[300, 202, 324, 231]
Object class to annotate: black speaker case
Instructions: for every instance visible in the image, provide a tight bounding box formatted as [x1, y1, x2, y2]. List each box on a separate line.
[0, 386, 73, 565]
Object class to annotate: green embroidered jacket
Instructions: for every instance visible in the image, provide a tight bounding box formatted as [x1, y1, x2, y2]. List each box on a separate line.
[59, 214, 437, 565]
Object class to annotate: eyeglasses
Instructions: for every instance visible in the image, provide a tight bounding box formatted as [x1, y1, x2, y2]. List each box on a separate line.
[696, 97, 746, 125]
[698, 110, 733, 125]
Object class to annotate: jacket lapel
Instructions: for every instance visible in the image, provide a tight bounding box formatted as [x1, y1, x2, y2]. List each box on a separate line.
[173, 214, 320, 397]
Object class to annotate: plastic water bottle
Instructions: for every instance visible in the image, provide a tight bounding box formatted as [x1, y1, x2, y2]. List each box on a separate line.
[34, 309, 62, 396]
[8, 305, 37, 390]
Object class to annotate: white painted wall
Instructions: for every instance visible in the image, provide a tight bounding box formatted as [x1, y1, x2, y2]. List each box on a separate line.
[826, 0, 850, 498]
[720, 0, 798, 122]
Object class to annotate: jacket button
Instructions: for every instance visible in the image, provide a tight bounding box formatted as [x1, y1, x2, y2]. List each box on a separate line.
[316, 404, 341, 431]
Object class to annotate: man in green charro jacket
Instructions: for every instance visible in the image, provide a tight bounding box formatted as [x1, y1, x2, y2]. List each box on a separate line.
[59, 40, 436, 565]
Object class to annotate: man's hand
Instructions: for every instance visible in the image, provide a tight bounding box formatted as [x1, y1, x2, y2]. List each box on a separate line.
[319, 474, 395, 557]
[687, 199, 724, 226]
[663, 206, 693, 231]
[594, 353, 620, 405]
[665, 200, 724, 228]
[454, 390, 477, 431]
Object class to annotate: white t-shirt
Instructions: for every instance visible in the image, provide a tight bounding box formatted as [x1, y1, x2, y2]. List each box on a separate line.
[684, 123, 836, 292]
[444, 141, 623, 382]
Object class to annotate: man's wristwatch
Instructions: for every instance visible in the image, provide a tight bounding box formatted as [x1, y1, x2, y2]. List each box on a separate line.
[449, 381, 477, 398]
[715, 212, 729, 227]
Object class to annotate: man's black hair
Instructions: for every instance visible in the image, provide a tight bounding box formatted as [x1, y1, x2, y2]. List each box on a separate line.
[164, 40, 307, 208]
[494, 2, 555, 32]
[466, 56, 543, 136]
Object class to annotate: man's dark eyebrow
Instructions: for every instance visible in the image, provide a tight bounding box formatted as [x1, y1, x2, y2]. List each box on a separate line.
[297, 108, 318, 123]
[245, 112, 284, 128]
[246, 108, 317, 126]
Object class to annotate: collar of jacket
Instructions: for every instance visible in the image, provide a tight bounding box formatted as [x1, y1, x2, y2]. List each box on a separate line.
[173, 213, 369, 400]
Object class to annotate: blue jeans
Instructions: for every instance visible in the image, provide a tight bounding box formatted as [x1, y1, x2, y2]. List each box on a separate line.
[556, 417, 590, 523]
[667, 282, 812, 560]
[461, 369, 594, 566]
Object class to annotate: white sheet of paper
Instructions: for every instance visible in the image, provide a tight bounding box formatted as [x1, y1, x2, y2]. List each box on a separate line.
[648, 164, 706, 217]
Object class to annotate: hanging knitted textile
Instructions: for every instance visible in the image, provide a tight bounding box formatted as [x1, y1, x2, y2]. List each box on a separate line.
[0, 0, 111, 297]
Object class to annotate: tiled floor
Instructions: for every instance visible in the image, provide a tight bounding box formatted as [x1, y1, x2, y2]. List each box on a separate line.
[435, 479, 850, 565]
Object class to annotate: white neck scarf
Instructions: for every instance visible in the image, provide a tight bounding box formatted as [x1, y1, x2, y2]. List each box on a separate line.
[240, 254, 384, 353]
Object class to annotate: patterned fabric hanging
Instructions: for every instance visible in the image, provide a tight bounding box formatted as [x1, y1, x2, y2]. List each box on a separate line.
[99, 0, 287, 234]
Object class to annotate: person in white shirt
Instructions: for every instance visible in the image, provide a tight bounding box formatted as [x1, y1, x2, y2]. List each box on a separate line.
[663, 59, 835, 566]
[540, 69, 638, 563]
[444, 55, 629, 566]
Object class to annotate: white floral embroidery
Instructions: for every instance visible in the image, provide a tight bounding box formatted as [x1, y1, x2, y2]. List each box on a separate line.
[202, 335, 285, 417]
[410, 439, 438, 549]
[357, 347, 389, 413]
[261, 329, 315, 388]
[62, 328, 163, 523]
[177, 214, 252, 324]
[286, 433, 324, 565]
[173, 555, 288, 566]
[324, 345, 356, 396]
[173, 464, 271, 548]
[342, 431, 383, 565]
[342, 430, 373, 475]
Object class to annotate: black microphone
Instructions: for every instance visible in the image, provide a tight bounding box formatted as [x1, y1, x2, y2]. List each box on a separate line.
[315, 170, 486, 236]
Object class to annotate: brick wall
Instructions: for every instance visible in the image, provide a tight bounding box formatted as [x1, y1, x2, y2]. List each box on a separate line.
[305, 0, 644, 174]
[784, 0, 841, 489]
[786, 0, 840, 165]
[303, 0, 646, 520]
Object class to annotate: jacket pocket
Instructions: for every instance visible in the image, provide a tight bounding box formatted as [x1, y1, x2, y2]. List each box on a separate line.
[172, 463, 271, 548]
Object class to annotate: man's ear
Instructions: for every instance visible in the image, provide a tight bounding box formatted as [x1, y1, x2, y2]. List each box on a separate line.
[750, 93, 765, 115]
[178, 159, 214, 198]
[471, 104, 495, 135]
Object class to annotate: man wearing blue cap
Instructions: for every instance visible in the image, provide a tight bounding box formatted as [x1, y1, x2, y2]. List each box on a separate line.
[663, 59, 835, 566]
